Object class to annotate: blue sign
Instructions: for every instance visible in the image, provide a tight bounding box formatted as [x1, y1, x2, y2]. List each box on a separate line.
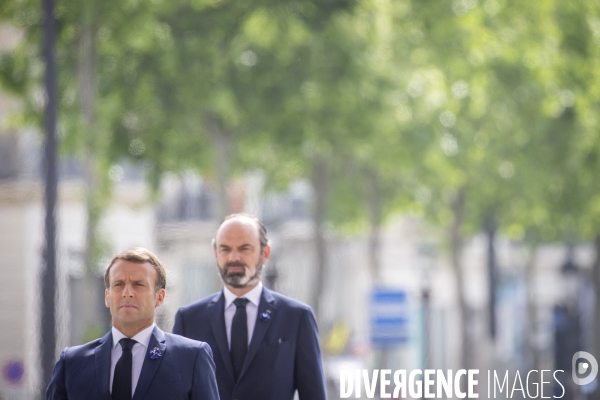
[371, 288, 408, 346]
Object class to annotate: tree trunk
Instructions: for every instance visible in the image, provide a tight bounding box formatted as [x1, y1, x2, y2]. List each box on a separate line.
[78, 1, 104, 344]
[524, 244, 540, 393]
[485, 216, 497, 340]
[592, 234, 600, 400]
[206, 114, 232, 219]
[310, 155, 330, 320]
[79, 2, 97, 274]
[367, 170, 382, 284]
[40, 0, 58, 392]
[449, 187, 471, 377]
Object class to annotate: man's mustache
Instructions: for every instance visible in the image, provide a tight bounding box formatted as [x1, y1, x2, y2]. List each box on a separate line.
[225, 262, 247, 270]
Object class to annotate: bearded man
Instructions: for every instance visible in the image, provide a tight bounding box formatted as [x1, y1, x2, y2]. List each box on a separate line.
[173, 213, 327, 400]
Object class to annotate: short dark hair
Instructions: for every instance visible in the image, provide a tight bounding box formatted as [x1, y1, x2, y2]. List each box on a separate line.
[212, 213, 269, 250]
[104, 247, 167, 291]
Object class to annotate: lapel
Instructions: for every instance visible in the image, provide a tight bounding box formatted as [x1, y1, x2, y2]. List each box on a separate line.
[94, 331, 112, 400]
[238, 286, 277, 382]
[132, 326, 167, 400]
[208, 291, 236, 382]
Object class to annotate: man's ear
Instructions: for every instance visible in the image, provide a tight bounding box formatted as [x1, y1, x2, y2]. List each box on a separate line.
[105, 289, 110, 308]
[263, 244, 271, 264]
[155, 288, 166, 307]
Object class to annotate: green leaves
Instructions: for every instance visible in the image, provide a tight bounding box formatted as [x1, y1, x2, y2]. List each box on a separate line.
[2, 0, 600, 245]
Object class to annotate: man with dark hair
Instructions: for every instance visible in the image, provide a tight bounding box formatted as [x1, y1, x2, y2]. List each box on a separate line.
[103, 247, 168, 292]
[173, 214, 327, 400]
[47, 247, 219, 400]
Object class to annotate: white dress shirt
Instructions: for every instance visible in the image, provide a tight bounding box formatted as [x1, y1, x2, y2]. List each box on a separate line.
[109, 323, 155, 394]
[223, 281, 263, 348]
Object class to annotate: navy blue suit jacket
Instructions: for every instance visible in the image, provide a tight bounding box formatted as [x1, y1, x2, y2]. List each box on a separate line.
[46, 326, 219, 400]
[173, 287, 327, 400]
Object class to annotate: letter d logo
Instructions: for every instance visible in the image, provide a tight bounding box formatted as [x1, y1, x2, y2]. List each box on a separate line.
[572, 351, 598, 385]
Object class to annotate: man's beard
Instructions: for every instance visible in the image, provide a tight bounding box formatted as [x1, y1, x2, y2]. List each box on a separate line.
[218, 256, 263, 288]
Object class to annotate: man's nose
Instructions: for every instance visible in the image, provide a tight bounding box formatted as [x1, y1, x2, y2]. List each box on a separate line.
[228, 250, 241, 262]
[122, 283, 134, 297]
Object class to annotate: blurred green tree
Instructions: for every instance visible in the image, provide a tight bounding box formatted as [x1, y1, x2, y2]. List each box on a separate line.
[0, 0, 183, 340]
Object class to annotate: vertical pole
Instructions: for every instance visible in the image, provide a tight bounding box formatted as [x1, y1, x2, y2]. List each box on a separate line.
[422, 288, 431, 370]
[41, 0, 58, 392]
[486, 217, 497, 340]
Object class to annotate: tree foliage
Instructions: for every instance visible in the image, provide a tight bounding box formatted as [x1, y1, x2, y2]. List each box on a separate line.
[2, 0, 600, 321]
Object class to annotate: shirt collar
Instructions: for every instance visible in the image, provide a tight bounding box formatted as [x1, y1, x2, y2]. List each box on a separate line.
[111, 323, 156, 349]
[223, 281, 263, 309]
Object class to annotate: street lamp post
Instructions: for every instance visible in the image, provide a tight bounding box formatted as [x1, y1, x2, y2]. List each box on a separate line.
[419, 243, 436, 371]
[40, 0, 58, 394]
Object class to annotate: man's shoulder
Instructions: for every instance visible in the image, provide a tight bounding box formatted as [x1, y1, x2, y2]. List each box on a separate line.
[164, 331, 210, 350]
[176, 291, 221, 315]
[267, 288, 314, 314]
[163, 331, 215, 363]
[60, 334, 109, 360]
[176, 287, 315, 315]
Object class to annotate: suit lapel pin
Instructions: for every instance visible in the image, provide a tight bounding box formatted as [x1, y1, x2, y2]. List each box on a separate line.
[259, 309, 271, 321]
[149, 346, 162, 360]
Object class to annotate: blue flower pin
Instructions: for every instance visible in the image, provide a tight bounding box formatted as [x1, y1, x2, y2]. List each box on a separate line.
[149, 346, 162, 360]
[259, 309, 272, 321]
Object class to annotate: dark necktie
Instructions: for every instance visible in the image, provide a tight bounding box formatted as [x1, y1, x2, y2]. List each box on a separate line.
[231, 297, 249, 381]
[112, 338, 137, 400]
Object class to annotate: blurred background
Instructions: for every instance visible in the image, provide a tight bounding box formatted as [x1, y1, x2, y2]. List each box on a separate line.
[1, 0, 600, 398]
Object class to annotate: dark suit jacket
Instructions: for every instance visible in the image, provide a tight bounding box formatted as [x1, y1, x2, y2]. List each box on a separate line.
[173, 287, 327, 400]
[46, 326, 219, 400]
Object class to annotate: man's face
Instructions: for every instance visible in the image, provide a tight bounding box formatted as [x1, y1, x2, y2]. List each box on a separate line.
[104, 260, 165, 334]
[214, 218, 271, 289]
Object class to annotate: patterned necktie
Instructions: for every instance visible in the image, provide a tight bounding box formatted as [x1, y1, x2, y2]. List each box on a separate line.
[231, 297, 249, 381]
[112, 338, 137, 400]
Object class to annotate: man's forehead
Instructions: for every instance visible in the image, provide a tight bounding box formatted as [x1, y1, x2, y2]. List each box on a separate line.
[216, 217, 260, 241]
[110, 260, 155, 278]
